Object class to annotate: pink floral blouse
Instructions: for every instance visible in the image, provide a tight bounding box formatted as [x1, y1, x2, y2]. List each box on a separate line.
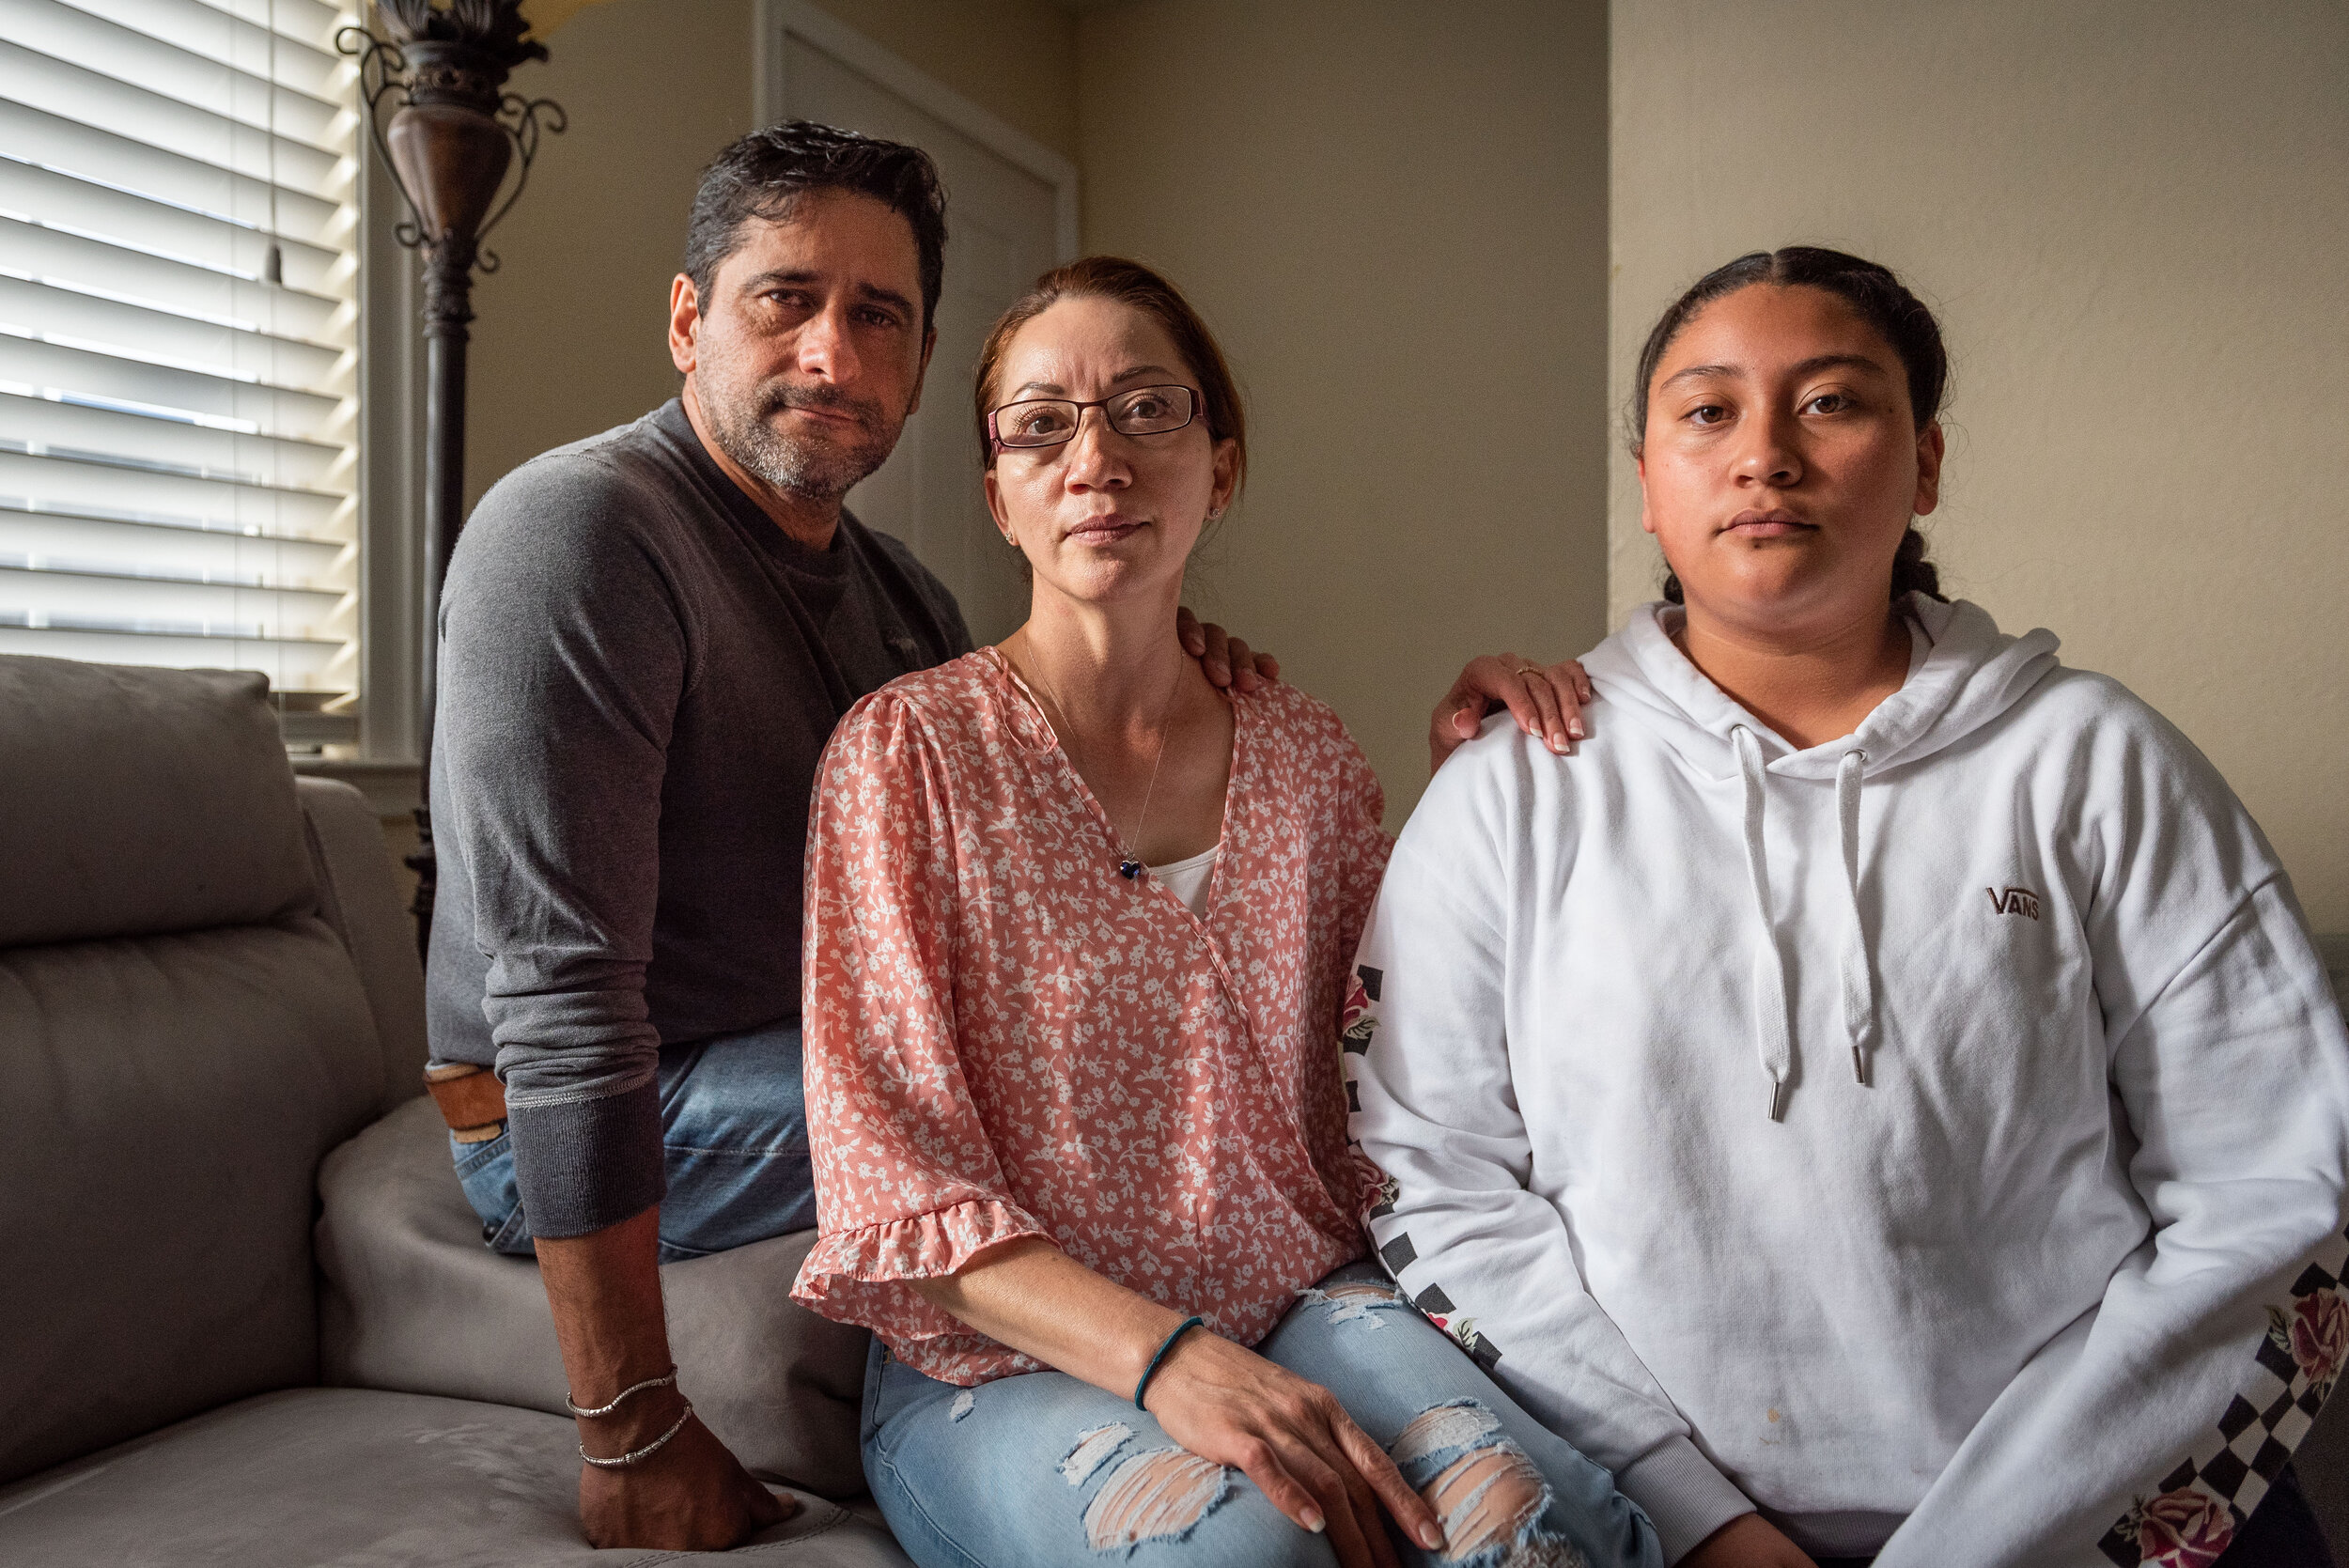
[790, 647, 1392, 1385]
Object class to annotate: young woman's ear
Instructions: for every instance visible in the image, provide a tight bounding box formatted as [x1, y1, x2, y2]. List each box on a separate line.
[1914, 423, 1946, 517]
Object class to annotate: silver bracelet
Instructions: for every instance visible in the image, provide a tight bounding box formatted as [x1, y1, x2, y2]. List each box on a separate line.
[565, 1366, 678, 1420]
[579, 1399, 693, 1469]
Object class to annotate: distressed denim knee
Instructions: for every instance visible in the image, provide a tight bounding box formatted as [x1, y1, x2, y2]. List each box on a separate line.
[1295, 1276, 1411, 1330]
[1070, 1433, 1233, 1553]
[1391, 1400, 1581, 1568]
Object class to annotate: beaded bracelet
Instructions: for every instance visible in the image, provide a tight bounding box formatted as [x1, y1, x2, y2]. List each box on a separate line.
[1134, 1315, 1205, 1410]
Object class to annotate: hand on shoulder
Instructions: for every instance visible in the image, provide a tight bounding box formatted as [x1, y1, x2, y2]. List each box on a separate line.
[1430, 654, 1593, 773]
[1179, 607, 1281, 692]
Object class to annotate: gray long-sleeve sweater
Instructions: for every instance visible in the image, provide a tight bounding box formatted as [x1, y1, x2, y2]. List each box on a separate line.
[425, 398, 970, 1237]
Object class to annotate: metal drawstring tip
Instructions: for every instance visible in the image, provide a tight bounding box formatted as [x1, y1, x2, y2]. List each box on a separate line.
[1852, 1046, 1871, 1086]
[1767, 1080, 1786, 1121]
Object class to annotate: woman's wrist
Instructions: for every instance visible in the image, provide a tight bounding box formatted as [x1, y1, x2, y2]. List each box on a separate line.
[1133, 1315, 1205, 1409]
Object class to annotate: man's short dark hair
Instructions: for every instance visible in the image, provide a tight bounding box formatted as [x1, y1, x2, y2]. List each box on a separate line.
[684, 121, 948, 334]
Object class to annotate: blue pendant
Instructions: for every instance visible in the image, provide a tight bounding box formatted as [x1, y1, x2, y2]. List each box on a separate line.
[1119, 859, 1143, 879]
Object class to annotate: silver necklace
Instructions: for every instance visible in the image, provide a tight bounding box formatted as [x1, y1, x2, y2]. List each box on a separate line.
[1018, 639, 1179, 880]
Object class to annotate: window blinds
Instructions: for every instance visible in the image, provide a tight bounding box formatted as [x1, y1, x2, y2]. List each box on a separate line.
[0, 0, 362, 743]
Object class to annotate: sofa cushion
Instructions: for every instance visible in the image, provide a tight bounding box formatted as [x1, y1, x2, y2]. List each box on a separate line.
[0, 658, 314, 948]
[0, 921, 386, 1487]
[0, 1388, 911, 1567]
[318, 1097, 870, 1499]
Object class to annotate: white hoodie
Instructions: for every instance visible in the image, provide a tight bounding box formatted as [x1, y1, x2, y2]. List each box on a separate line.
[1347, 596, 2349, 1566]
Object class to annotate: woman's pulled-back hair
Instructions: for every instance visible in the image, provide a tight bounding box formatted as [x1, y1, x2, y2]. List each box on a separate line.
[1631, 246, 1947, 605]
[972, 256, 1247, 501]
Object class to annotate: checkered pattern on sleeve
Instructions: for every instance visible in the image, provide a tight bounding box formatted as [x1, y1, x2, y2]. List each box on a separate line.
[1343, 964, 1512, 1374]
[2098, 1234, 2349, 1564]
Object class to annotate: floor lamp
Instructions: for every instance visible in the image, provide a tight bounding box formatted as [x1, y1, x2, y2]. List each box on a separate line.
[340, 1, 566, 956]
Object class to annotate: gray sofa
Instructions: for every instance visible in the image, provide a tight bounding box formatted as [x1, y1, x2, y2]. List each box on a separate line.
[4, 654, 2346, 1564]
[0, 656, 910, 1565]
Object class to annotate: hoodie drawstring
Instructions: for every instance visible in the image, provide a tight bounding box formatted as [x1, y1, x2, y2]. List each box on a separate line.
[1732, 727, 1876, 1120]
[1732, 728, 1796, 1120]
[1836, 749, 1877, 1085]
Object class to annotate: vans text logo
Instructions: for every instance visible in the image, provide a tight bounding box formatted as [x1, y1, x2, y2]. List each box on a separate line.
[1985, 886, 2042, 920]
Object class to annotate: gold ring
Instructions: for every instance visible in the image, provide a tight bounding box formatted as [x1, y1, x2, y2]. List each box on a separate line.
[1512, 664, 1543, 677]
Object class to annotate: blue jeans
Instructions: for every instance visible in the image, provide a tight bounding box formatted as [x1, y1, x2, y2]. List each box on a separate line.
[450, 1019, 817, 1262]
[861, 1260, 1661, 1568]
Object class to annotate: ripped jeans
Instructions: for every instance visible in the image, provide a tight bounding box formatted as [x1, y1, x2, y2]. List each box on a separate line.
[861, 1260, 1661, 1568]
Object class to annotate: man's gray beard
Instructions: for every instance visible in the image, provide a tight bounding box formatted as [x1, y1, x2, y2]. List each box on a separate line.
[707, 391, 895, 503]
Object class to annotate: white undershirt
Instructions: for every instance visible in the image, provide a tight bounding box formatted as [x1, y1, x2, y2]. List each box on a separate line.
[1148, 845, 1221, 918]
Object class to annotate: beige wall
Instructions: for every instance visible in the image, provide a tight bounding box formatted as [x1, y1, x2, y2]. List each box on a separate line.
[452, 3, 2344, 922]
[462, 0, 1078, 519]
[803, 0, 1078, 163]
[462, 0, 756, 518]
[1080, 0, 1611, 827]
[463, 0, 1610, 831]
[1610, 0, 2349, 928]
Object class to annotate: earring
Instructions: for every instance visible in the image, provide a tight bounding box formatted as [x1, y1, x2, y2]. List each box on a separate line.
[1002, 532, 1018, 546]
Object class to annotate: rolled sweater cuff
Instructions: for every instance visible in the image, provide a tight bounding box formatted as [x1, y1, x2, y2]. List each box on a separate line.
[506, 1079, 666, 1238]
[1615, 1436, 1753, 1565]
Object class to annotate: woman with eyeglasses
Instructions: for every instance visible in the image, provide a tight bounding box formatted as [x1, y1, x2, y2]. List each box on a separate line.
[790, 256, 1657, 1568]
[1348, 247, 2349, 1568]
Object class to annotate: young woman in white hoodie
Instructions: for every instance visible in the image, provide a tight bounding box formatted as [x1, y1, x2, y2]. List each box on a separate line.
[1346, 247, 2349, 1568]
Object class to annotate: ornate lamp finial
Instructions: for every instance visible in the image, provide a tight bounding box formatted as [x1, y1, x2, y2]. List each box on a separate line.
[342, 1, 564, 275]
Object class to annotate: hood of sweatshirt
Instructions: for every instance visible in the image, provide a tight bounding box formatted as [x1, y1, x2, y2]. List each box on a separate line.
[1579, 594, 2062, 1117]
[1582, 593, 2062, 783]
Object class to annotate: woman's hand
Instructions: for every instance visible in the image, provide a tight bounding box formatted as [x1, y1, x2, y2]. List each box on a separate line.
[911, 1240, 1438, 1568]
[1177, 606, 1281, 693]
[1143, 1327, 1443, 1568]
[1430, 653, 1594, 771]
[1678, 1512, 1819, 1568]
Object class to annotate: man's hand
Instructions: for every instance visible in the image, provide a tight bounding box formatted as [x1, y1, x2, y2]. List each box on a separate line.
[577, 1393, 791, 1550]
[1679, 1512, 1818, 1568]
[537, 1206, 791, 1551]
[1430, 653, 1593, 772]
[1178, 606, 1280, 694]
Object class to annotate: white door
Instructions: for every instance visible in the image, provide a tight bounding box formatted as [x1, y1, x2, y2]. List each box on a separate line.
[761, 5, 1076, 646]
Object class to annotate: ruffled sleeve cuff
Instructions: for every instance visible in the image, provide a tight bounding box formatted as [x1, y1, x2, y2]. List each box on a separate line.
[790, 1197, 1048, 1336]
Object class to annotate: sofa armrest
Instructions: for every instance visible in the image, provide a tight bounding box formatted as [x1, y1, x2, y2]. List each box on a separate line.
[298, 778, 428, 1114]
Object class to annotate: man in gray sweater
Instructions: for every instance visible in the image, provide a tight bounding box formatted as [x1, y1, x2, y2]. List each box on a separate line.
[427, 122, 1589, 1552]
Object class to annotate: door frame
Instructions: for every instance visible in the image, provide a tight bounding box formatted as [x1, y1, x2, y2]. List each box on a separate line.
[753, 0, 1081, 263]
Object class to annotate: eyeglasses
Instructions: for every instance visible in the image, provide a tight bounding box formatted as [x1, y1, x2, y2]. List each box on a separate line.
[988, 385, 1200, 452]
